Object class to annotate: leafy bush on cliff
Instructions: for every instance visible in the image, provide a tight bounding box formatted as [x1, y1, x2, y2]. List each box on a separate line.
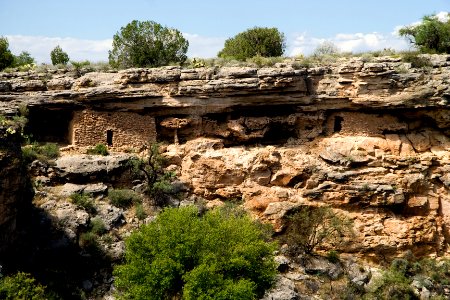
[108, 188, 142, 208]
[109, 20, 189, 68]
[70, 193, 96, 214]
[399, 13, 450, 54]
[128, 144, 176, 206]
[281, 206, 353, 255]
[218, 27, 285, 60]
[0, 272, 52, 300]
[22, 142, 60, 164]
[113, 206, 277, 300]
[87, 143, 109, 156]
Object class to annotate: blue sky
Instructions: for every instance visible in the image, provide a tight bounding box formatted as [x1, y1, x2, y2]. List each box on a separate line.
[0, 0, 449, 63]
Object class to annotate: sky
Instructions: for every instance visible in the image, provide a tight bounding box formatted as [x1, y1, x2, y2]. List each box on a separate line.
[0, 0, 449, 63]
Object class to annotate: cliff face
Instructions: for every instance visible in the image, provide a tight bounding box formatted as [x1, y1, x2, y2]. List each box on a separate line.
[1, 54, 450, 259]
[0, 123, 31, 256]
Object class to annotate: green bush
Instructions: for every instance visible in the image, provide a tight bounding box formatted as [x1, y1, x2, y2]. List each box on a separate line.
[0, 36, 14, 71]
[134, 203, 147, 220]
[109, 20, 189, 68]
[22, 142, 60, 164]
[113, 206, 277, 300]
[87, 143, 109, 156]
[128, 144, 176, 206]
[401, 51, 432, 68]
[218, 27, 285, 60]
[0, 272, 49, 300]
[70, 193, 96, 214]
[90, 217, 107, 235]
[108, 189, 142, 208]
[399, 13, 450, 54]
[281, 206, 353, 255]
[366, 269, 416, 300]
[50, 45, 69, 65]
[13, 51, 35, 67]
[79, 231, 99, 251]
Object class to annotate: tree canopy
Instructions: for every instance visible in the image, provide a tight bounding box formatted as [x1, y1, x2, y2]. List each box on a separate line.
[109, 20, 189, 68]
[218, 27, 285, 60]
[50, 45, 70, 65]
[0, 37, 14, 71]
[113, 206, 277, 300]
[399, 13, 450, 54]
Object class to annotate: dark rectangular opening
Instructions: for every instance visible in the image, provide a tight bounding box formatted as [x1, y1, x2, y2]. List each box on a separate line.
[333, 116, 343, 132]
[106, 130, 113, 146]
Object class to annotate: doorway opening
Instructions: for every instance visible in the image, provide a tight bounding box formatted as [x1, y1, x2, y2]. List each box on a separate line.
[106, 130, 113, 146]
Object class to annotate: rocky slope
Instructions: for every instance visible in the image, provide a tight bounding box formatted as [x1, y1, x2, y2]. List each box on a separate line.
[1, 54, 450, 263]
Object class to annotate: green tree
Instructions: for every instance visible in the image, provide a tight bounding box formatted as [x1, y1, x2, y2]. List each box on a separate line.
[50, 45, 69, 65]
[281, 206, 353, 255]
[399, 13, 450, 53]
[114, 206, 277, 300]
[109, 20, 189, 68]
[128, 143, 175, 206]
[13, 51, 35, 67]
[218, 27, 285, 60]
[0, 36, 14, 70]
[0, 272, 49, 300]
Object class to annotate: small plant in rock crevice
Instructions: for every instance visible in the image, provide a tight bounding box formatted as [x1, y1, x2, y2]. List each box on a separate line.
[70, 193, 96, 214]
[108, 188, 142, 209]
[86, 143, 109, 156]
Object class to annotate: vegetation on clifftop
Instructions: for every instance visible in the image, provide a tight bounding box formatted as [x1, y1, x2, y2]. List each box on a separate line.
[109, 20, 189, 68]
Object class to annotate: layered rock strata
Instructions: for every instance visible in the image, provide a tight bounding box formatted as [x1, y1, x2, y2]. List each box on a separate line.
[1, 54, 450, 259]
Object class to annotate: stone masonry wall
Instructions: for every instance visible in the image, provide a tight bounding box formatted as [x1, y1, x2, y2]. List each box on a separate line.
[71, 110, 156, 148]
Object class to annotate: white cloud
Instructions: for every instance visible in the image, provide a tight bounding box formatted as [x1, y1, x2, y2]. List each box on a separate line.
[436, 11, 449, 22]
[184, 33, 226, 58]
[5, 33, 225, 64]
[6, 35, 113, 63]
[288, 31, 410, 56]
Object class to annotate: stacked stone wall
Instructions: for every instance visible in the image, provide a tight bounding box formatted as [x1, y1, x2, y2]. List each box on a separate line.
[72, 110, 156, 148]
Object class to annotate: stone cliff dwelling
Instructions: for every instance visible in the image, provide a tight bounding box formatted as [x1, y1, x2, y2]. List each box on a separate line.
[2, 57, 450, 280]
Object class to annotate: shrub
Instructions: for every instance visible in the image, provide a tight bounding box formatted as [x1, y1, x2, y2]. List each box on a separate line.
[401, 51, 432, 68]
[0, 272, 49, 300]
[134, 203, 147, 221]
[281, 206, 353, 255]
[109, 20, 189, 68]
[87, 143, 109, 156]
[79, 231, 99, 251]
[108, 189, 142, 208]
[326, 250, 340, 263]
[13, 51, 35, 67]
[70, 193, 96, 214]
[38, 143, 59, 159]
[113, 206, 277, 300]
[22, 142, 60, 164]
[399, 13, 450, 54]
[0, 36, 14, 71]
[50, 45, 69, 65]
[366, 269, 416, 300]
[312, 41, 340, 57]
[90, 217, 107, 235]
[218, 27, 285, 60]
[128, 144, 175, 206]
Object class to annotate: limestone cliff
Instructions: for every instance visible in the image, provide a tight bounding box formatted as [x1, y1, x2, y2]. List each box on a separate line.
[0, 123, 31, 257]
[1, 54, 450, 260]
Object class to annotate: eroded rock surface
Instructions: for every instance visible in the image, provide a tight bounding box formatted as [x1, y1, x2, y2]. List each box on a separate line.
[1, 55, 450, 260]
